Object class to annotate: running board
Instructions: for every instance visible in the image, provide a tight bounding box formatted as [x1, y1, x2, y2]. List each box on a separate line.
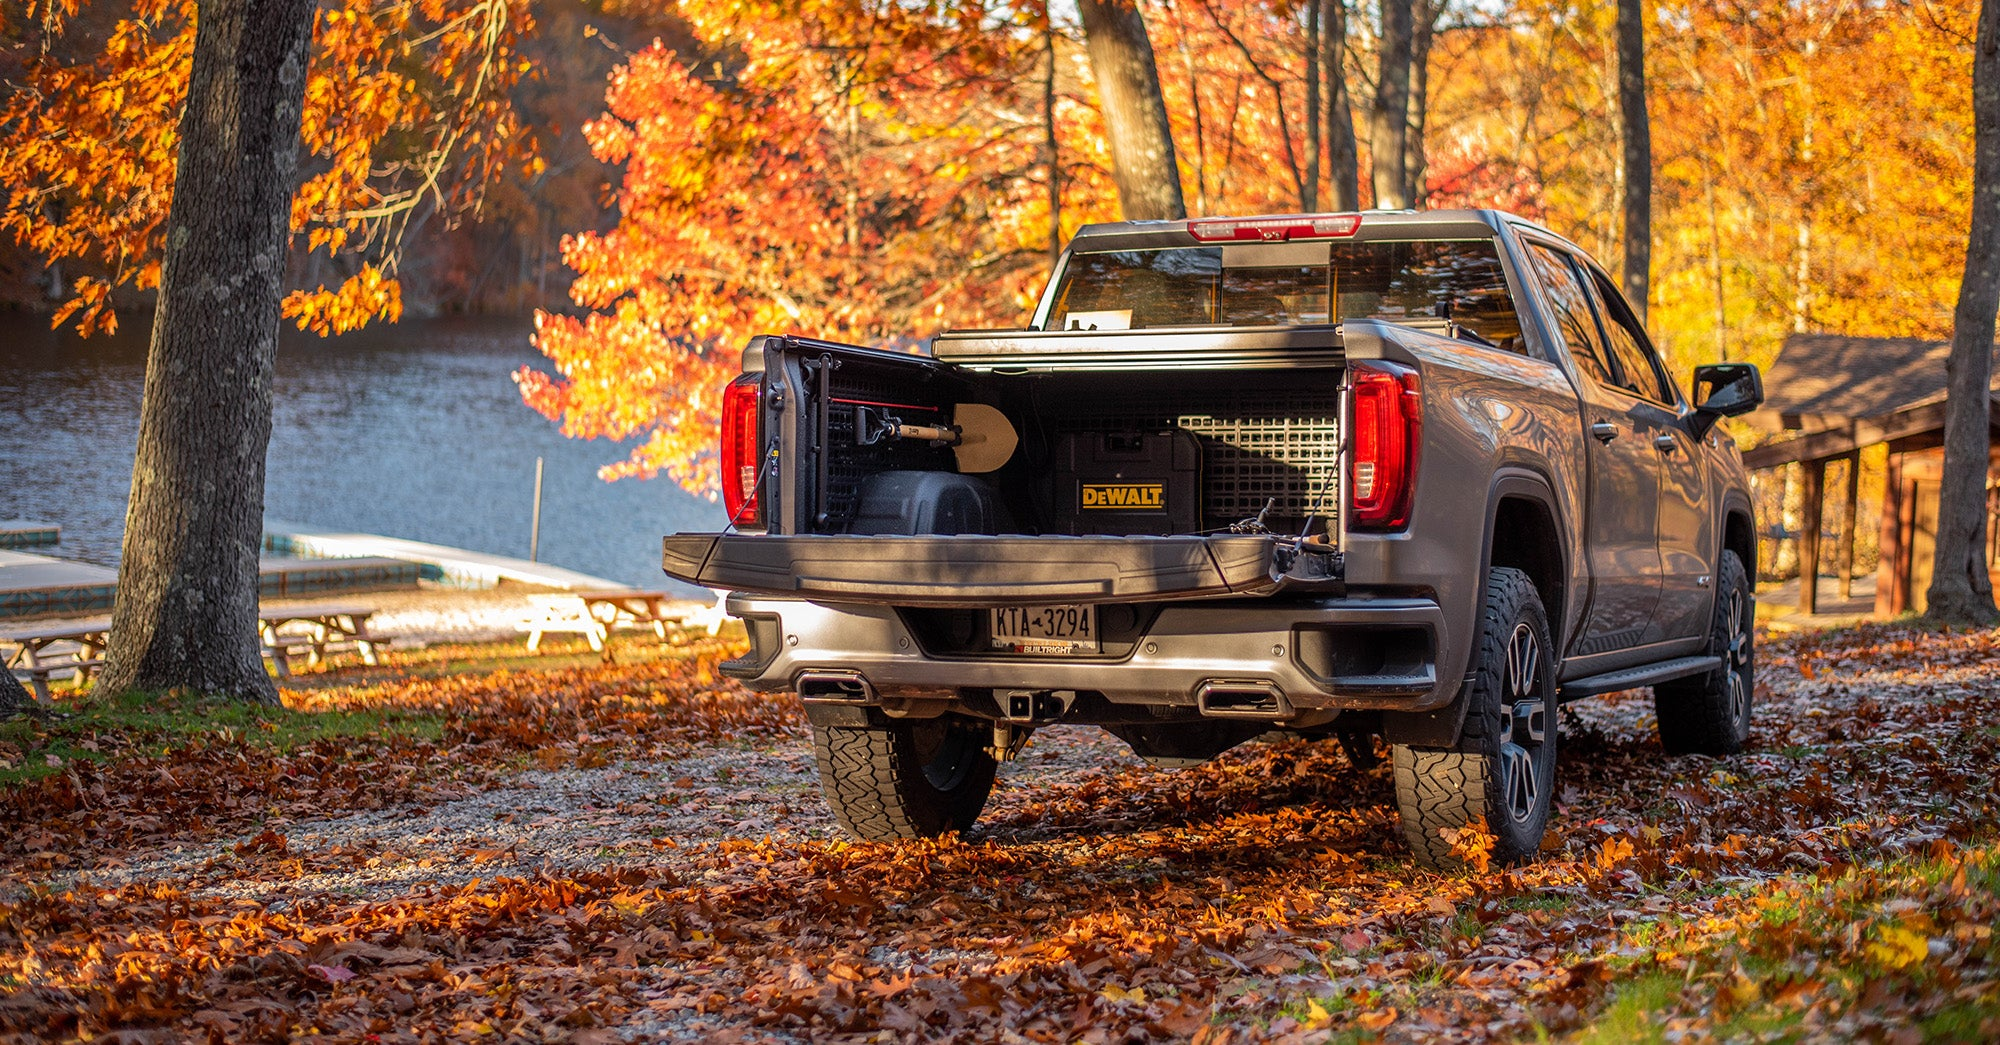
[1560, 656, 1721, 700]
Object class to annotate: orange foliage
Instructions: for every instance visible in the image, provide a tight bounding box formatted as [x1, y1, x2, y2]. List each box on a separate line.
[519, 1, 1062, 491]
[0, 0, 537, 336]
[1427, 0, 1976, 376]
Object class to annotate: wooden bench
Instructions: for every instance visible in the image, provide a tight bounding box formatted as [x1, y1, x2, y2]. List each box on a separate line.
[259, 603, 382, 677]
[0, 616, 111, 702]
[3, 605, 384, 694]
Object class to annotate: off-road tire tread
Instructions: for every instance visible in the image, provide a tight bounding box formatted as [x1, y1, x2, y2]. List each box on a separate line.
[812, 720, 996, 840]
[1393, 567, 1552, 870]
[1653, 550, 1753, 756]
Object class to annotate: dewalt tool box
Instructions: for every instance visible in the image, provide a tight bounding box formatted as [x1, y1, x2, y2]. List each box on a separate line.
[1047, 429, 1202, 536]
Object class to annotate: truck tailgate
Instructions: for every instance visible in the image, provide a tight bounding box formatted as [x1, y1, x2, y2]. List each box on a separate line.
[662, 533, 1283, 605]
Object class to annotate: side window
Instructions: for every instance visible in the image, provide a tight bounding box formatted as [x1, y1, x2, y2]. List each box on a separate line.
[1524, 244, 1618, 388]
[1585, 270, 1677, 404]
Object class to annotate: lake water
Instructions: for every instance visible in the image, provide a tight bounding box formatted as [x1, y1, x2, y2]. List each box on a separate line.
[0, 315, 726, 592]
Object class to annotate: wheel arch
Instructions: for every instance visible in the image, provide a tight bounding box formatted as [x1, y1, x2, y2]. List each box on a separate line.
[1721, 495, 1756, 581]
[1384, 468, 1570, 749]
[1484, 471, 1572, 648]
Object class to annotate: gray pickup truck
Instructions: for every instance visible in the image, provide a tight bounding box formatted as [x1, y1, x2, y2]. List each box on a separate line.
[663, 209, 1764, 868]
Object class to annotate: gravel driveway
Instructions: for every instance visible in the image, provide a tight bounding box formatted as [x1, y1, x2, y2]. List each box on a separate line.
[66, 723, 1147, 907]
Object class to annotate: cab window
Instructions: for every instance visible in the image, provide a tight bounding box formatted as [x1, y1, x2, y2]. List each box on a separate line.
[1523, 243, 1618, 387]
[1584, 270, 1677, 405]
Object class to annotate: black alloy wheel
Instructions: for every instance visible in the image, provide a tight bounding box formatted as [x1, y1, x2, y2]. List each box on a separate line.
[1654, 549, 1755, 755]
[1394, 567, 1559, 869]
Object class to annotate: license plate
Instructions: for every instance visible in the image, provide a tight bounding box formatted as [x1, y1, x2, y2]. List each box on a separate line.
[990, 604, 1099, 654]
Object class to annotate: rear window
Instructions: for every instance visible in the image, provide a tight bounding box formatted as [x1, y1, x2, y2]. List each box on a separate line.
[1044, 238, 1523, 352]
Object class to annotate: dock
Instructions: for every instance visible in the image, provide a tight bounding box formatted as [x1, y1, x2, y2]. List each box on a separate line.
[0, 550, 426, 620]
[0, 550, 116, 618]
[1, 524, 627, 620]
[263, 523, 625, 590]
[0, 520, 61, 549]
[258, 557, 422, 598]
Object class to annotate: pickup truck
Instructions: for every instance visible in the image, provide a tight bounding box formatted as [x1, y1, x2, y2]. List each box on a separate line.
[662, 209, 1765, 869]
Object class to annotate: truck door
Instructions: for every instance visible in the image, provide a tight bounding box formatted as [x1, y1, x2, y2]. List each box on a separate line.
[1580, 269, 1714, 643]
[1521, 243, 1663, 654]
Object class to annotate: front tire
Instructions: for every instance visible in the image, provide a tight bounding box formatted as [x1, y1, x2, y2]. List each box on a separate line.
[1653, 550, 1754, 755]
[812, 716, 998, 839]
[1393, 567, 1558, 869]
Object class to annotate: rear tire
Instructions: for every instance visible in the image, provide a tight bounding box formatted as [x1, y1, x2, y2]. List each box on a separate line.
[1393, 567, 1558, 870]
[812, 716, 998, 839]
[1653, 550, 1754, 755]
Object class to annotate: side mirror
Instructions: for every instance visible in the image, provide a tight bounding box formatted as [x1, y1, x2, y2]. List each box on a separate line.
[1689, 362, 1764, 437]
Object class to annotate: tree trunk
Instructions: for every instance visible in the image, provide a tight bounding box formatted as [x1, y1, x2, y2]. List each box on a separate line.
[1303, 0, 1321, 212]
[1403, 0, 1435, 206]
[99, 0, 317, 703]
[1616, 0, 1652, 322]
[1324, 0, 1360, 211]
[1370, 0, 1413, 209]
[1, 669, 36, 718]
[1925, 0, 2000, 625]
[1077, 0, 1186, 221]
[1045, 15, 1062, 271]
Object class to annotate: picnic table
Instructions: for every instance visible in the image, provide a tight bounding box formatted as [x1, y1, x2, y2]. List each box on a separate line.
[519, 590, 728, 659]
[0, 615, 111, 701]
[3, 604, 384, 698]
[258, 603, 382, 677]
[573, 589, 692, 638]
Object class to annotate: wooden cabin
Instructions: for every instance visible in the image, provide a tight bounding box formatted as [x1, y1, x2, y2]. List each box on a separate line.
[1742, 334, 2000, 615]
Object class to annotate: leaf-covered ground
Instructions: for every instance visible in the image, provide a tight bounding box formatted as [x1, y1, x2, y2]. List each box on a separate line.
[2, 622, 1996, 1042]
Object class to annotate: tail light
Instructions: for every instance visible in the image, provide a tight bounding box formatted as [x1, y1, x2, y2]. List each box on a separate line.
[720, 373, 763, 527]
[1349, 362, 1421, 530]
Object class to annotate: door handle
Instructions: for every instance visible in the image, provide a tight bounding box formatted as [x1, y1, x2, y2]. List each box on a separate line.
[1654, 433, 1679, 453]
[1590, 421, 1618, 443]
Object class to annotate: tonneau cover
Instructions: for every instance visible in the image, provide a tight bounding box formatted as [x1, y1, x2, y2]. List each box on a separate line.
[661, 533, 1283, 606]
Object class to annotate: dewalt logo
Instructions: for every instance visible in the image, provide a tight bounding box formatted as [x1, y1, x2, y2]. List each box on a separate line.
[1081, 483, 1166, 511]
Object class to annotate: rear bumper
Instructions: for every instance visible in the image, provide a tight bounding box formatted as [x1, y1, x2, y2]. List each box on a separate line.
[722, 593, 1453, 717]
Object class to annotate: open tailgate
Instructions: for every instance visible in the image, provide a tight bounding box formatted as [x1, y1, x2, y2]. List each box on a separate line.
[662, 533, 1283, 606]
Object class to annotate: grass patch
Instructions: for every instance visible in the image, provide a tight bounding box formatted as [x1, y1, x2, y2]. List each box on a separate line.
[1572, 972, 1680, 1045]
[0, 687, 443, 785]
[1497, 893, 1572, 914]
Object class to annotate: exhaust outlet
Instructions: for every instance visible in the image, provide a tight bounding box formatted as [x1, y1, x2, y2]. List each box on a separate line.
[796, 671, 875, 704]
[1196, 680, 1291, 720]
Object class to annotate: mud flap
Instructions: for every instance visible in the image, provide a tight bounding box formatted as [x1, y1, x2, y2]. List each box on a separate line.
[1380, 672, 1478, 748]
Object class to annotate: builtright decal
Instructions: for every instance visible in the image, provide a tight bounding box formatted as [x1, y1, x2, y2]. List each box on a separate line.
[1080, 482, 1166, 511]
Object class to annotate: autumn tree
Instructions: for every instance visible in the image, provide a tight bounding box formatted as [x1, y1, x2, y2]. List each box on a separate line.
[1078, 0, 1185, 219]
[0, 0, 537, 337]
[1925, 0, 2000, 626]
[2, 0, 537, 700]
[1615, 0, 1650, 320]
[1418, 1, 1972, 377]
[1143, 1, 1366, 216]
[520, 1, 1057, 493]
